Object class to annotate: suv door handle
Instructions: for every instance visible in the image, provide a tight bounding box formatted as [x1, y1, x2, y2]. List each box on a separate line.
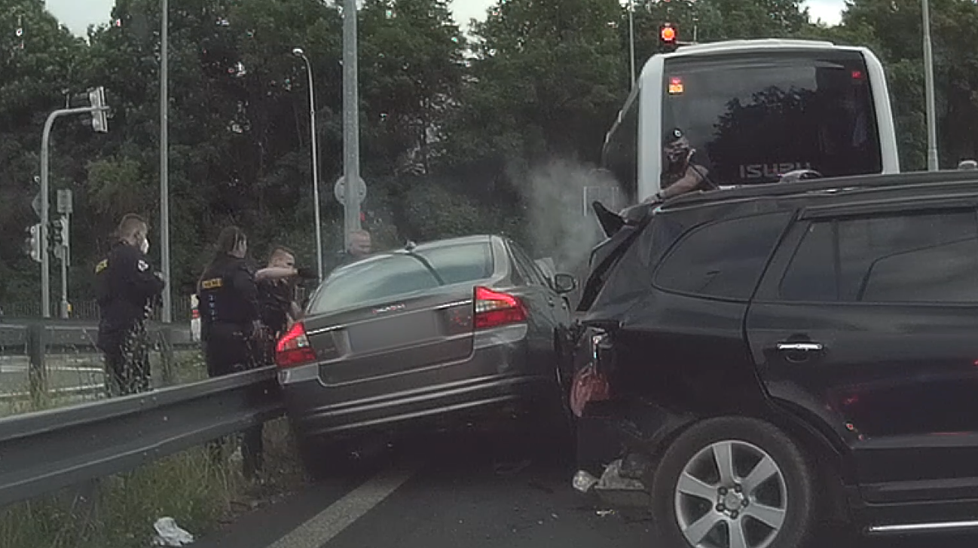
[776, 342, 823, 352]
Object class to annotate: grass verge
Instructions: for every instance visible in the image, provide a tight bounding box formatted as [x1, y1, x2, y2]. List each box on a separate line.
[0, 417, 306, 548]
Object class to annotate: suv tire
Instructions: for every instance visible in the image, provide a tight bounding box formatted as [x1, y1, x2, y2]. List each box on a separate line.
[651, 417, 818, 548]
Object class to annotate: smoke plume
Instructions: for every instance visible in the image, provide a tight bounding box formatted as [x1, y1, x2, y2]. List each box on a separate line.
[520, 160, 622, 273]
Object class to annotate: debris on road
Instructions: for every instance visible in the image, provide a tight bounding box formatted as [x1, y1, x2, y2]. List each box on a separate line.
[595, 459, 644, 491]
[572, 469, 599, 493]
[151, 517, 194, 546]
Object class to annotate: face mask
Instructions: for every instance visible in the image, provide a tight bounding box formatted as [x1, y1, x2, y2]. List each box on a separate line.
[140, 238, 150, 255]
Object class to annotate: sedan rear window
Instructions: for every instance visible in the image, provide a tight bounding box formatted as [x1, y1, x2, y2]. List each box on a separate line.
[308, 243, 494, 313]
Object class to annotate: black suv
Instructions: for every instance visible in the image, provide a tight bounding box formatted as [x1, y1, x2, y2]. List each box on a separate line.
[569, 170, 978, 548]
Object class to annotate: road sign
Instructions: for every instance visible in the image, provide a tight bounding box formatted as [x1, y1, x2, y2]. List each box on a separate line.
[57, 189, 73, 214]
[334, 176, 367, 204]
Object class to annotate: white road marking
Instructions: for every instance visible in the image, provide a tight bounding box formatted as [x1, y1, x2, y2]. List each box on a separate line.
[268, 460, 423, 548]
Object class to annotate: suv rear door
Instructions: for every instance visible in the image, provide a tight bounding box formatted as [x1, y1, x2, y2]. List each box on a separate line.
[747, 199, 978, 508]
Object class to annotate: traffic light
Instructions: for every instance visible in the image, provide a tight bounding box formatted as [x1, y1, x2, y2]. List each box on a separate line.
[660, 22, 678, 50]
[25, 224, 41, 263]
[88, 87, 108, 133]
[69, 86, 109, 133]
[50, 217, 67, 248]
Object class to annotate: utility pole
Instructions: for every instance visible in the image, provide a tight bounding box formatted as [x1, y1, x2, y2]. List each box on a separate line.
[342, 0, 363, 247]
[160, 0, 172, 322]
[921, 0, 939, 171]
[628, 0, 636, 87]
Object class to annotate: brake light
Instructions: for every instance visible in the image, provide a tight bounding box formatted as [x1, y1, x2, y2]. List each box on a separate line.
[473, 286, 527, 329]
[275, 322, 317, 368]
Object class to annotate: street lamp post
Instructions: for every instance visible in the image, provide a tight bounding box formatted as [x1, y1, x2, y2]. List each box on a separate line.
[628, 0, 636, 87]
[922, 0, 939, 171]
[292, 48, 325, 283]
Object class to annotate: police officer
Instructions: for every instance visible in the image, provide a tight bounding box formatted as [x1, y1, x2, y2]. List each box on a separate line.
[96, 214, 166, 396]
[197, 226, 266, 478]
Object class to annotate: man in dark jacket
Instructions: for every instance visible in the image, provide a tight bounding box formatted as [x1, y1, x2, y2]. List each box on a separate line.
[96, 214, 165, 396]
[257, 246, 316, 365]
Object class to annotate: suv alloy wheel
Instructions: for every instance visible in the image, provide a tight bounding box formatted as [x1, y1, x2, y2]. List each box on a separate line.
[651, 417, 819, 548]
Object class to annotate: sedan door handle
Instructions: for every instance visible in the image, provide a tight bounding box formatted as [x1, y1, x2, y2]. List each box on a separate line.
[776, 342, 823, 352]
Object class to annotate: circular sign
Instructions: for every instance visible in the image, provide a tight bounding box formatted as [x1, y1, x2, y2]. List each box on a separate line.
[334, 176, 367, 203]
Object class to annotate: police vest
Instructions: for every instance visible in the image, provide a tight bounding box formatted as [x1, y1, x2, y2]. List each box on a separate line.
[198, 259, 254, 327]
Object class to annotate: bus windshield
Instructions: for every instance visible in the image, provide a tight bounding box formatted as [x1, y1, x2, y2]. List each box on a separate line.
[662, 50, 882, 186]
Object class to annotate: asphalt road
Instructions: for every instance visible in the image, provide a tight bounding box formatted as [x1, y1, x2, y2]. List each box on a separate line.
[193, 431, 978, 548]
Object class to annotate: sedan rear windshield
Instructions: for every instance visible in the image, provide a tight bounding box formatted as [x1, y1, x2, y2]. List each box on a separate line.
[308, 242, 494, 314]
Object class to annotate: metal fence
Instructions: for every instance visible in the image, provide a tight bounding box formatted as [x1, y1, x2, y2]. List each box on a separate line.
[0, 366, 284, 508]
[0, 320, 197, 405]
[1, 298, 194, 322]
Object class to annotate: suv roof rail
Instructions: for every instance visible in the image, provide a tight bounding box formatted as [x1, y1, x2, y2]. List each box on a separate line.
[663, 170, 978, 209]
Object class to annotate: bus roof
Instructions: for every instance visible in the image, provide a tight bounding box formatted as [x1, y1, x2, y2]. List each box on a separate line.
[666, 38, 842, 57]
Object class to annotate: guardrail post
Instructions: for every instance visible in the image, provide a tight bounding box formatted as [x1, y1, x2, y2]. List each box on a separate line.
[159, 325, 175, 386]
[27, 324, 46, 406]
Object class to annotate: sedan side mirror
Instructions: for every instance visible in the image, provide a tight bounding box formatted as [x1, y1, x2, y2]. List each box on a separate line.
[553, 273, 577, 294]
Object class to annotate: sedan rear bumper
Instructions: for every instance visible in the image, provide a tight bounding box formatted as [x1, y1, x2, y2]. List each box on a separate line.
[280, 325, 557, 442]
[286, 372, 550, 440]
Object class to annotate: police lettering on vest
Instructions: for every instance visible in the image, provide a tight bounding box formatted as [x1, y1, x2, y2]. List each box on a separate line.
[198, 256, 260, 340]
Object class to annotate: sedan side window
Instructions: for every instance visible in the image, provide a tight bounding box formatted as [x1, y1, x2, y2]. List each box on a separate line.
[779, 210, 978, 303]
[509, 243, 546, 287]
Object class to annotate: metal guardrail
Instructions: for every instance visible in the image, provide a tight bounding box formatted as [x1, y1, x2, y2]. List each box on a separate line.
[0, 366, 285, 508]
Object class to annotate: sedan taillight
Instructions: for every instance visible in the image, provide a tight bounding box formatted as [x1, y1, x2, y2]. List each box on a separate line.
[474, 286, 527, 329]
[275, 322, 317, 368]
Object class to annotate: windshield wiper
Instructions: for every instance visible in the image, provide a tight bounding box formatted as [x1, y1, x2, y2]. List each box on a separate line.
[404, 251, 446, 285]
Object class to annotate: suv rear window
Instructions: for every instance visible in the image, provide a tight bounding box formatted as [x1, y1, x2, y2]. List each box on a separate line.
[779, 210, 978, 303]
[309, 242, 494, 313]
[654, 213, 790, 300]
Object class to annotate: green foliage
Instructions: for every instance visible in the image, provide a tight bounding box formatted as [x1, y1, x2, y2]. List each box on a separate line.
[4, 0, 978, 312]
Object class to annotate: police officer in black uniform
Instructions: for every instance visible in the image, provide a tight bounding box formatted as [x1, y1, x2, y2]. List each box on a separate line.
[197, 226, 266, 478]
[96, 214, 165, 396]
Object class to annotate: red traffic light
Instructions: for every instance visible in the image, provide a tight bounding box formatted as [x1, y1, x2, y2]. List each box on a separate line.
[660, 23, 677, 44]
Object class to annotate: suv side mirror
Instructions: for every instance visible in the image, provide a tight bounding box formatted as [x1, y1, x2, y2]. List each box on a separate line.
[553, 273, 577, 294]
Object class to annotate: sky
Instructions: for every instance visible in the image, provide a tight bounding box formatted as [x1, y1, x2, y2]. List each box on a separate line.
[46, 0, 846, 37]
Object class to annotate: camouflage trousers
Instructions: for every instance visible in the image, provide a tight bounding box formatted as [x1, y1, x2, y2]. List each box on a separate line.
[103, 322, 151, 397]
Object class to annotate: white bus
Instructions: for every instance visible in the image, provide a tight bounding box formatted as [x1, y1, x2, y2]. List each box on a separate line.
[602, 39, 901, 204]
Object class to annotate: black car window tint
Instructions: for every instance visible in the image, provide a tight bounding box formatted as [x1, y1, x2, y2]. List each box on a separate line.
[654, 212, 790, 300]
[780, 210, 978, 303]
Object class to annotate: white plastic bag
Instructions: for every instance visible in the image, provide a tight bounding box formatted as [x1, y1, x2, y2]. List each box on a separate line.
[152, 517, 194, 547]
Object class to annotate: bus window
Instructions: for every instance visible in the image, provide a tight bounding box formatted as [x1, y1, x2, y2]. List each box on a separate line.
[661, 50, 882, 186]
[603, 93, 639, 202]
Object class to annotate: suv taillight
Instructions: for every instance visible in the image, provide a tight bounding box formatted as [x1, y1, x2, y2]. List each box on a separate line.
[474, 286, 527, 329]
[275, 322, 317, 368]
